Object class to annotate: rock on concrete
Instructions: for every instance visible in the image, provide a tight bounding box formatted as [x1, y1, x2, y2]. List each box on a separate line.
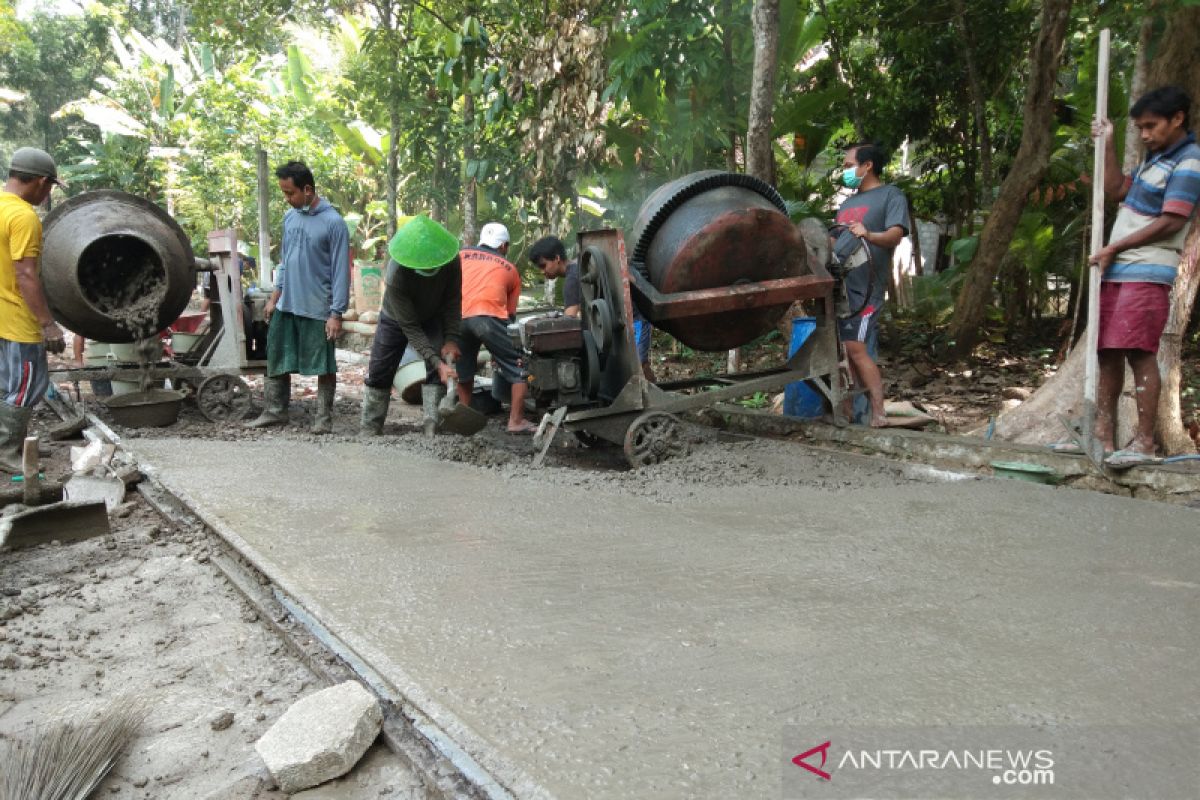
[255, 680, 383, 793]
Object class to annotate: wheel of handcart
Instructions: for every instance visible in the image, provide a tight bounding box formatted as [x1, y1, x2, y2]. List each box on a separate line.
[196, 374, 252, 423]
[623, 411, 689, 468]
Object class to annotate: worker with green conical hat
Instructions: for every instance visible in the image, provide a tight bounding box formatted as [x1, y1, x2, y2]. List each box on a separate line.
[360, 215, 463, 436]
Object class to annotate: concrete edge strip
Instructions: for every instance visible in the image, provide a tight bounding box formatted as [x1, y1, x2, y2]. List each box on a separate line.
[128, 451, 550, 800]
[711, 406, 1200, 499]
[271, 593, 528, 800]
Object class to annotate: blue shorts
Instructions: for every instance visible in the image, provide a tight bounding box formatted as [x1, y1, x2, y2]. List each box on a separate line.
[633, 319, 652, 364]
[837, 304, 880, 344]
[0, 338, 49, 409]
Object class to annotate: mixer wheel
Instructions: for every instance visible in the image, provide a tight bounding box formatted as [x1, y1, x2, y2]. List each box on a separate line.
[623, 411, 689, 468]
[196, 374, 252, 423]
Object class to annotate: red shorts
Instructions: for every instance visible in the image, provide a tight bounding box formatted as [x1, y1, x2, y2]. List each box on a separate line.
[1097, 281, 1171, 353]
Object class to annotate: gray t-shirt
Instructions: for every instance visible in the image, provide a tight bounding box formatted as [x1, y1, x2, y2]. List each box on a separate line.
[562, 260, 581, 309]
[832, 184, 909, 308]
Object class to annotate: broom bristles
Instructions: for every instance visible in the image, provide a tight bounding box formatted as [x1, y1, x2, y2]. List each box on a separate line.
[0, 696, 149, 800]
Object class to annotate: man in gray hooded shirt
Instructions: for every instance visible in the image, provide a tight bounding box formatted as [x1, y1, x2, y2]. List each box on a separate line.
[247, 160, 350, 433]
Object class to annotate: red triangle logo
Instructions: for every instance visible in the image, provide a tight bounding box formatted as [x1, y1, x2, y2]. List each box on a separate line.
[792, 740, 832, 780]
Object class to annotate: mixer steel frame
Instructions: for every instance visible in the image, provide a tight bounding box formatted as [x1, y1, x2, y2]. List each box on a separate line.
[544, 228, 844, 466]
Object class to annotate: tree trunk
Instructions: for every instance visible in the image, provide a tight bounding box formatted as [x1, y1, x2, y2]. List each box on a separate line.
[1146, 5, 1200, 454]
[1122, 10, 1154, 170]
[985, 340, 1138, 445]
[947, 0, 1073, 355]
[721, 0, 739, 172]
[745, 0, 780, 185]
[461, 90, 478, 247]
[1157, 225, 1200, 453]
[952, 0, 992, 204]
[387, 105, 399, 241]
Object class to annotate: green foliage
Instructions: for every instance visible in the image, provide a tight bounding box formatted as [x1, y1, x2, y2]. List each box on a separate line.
[905, 266, 966, 327]
[0, 8, 113, 155]
[737, 391, 772, 409]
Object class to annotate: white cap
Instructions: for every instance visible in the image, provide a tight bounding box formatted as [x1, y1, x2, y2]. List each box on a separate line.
[478, 222, 510, 249]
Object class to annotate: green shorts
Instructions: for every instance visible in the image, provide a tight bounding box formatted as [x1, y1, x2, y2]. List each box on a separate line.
[267, 311, 336, 377]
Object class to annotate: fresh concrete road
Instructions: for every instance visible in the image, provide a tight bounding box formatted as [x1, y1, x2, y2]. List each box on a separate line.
[129, 434, 1200, 799]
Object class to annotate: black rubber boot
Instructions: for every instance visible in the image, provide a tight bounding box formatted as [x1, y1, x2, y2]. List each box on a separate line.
[360, 386, 391, 436]
[421, 384, 445, 437]
[246, 375, 290, 428]
[311, 382, 335, 434]
[0, 402, 33, 473]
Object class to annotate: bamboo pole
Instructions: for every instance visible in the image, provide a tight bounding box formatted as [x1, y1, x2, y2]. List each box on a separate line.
[1083, 29, 1110, 461]
[256, 148, 273, 289]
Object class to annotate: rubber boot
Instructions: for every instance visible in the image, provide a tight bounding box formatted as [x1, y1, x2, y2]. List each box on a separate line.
[360, 386, 391, 436]
[421, 384, 445, 437]
[246, 375, 290, 428]
[311, 382, 335, 434]
[0, 402, 33, 474]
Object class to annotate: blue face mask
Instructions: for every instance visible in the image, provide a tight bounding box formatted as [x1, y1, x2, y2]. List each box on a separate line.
[841, 166, 863, 189]
[415, 266, 441, 277]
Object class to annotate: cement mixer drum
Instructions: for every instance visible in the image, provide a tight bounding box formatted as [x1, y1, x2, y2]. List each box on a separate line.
[41, 190, 195, 343]
[628, 171, 809, 351]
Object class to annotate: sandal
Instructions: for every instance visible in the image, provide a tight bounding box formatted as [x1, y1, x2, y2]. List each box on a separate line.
[1103, 449, 1162, 470]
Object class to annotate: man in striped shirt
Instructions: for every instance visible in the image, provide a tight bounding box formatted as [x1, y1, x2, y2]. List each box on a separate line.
[1090, 86, 1200, 465]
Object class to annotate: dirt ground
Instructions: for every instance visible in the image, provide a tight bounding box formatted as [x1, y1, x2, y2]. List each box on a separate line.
[0, 407, 427, 799]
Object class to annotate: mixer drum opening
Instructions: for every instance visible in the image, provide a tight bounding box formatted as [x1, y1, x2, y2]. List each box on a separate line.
[79, 234, 170, 339]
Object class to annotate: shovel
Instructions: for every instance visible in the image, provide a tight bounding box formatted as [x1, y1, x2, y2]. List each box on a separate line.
[438, 361, 487, 436]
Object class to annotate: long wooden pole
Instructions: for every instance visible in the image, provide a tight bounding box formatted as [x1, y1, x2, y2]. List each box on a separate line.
[1083, 29, 1110, 461]
[256, 148, 273, 289]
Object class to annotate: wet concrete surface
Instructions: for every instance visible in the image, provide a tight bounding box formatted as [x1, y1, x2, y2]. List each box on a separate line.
[126, 434, 1200, 798]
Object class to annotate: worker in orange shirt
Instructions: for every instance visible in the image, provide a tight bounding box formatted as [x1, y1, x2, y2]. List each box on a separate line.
[456, 222, 535, 434]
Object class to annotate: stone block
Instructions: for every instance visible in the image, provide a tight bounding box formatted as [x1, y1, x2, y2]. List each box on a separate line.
[255, 680, 382, 793]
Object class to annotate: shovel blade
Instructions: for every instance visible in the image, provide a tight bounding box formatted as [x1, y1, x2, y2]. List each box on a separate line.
[438, 403, 487, 436]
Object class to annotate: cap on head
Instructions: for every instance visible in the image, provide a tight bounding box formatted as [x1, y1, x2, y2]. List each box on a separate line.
[9, 147, 67, 188]
[388, 215, 461, 271]
[478, 222, 510, 249]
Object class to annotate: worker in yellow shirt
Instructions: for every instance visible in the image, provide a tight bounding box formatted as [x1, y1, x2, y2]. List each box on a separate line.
[0, 147, 67, 473]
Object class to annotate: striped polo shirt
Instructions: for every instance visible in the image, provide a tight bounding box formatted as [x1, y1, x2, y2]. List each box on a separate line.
[1106, 131, 1200, 285]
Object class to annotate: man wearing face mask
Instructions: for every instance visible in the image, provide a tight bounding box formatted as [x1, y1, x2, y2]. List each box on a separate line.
[831, 142, 909, 427]
[360, 216, 463, 437]
[0, 147, 67, 473]
[248, 160, 350, 433]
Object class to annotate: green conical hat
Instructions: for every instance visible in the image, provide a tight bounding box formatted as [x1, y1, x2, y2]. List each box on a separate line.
[388, 215, 460, 270]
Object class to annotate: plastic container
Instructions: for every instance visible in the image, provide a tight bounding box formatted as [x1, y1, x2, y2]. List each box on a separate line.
[171, 331, 204, 354]
[393, 347, 427, 405]
[107, 340, 164, 363]
[103, 388, 184, 427]
[82, 341, 110, 366]
[783, 317, 824, 418]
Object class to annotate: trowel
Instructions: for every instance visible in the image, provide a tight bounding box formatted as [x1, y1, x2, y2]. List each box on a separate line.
[438, 363, 487, 436]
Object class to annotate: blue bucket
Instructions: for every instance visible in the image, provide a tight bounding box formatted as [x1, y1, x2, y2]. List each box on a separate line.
[783, 317, 824, 418]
